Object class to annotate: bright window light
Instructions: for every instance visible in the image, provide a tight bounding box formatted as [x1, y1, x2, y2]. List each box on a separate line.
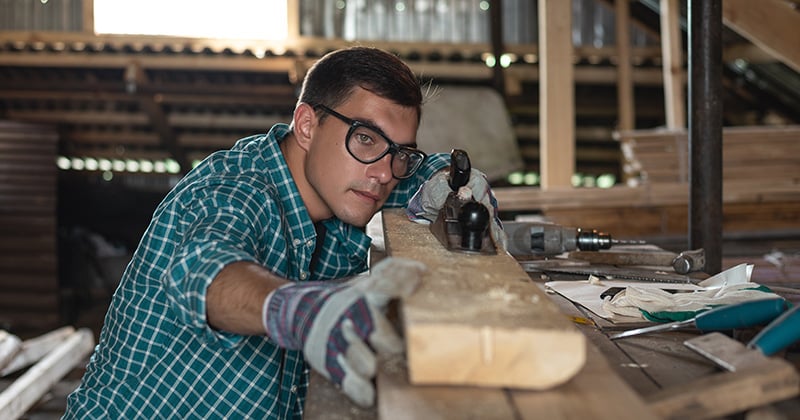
[94, 0, 288, 40]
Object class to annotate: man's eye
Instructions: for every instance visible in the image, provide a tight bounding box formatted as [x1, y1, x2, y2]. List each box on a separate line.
[355, 132, 376, 145]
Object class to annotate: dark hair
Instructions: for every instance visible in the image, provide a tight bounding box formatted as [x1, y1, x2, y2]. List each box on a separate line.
[297, 47, 423, 123]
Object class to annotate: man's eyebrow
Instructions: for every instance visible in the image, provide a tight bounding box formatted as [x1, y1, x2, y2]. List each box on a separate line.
[354, 116, 418, 148]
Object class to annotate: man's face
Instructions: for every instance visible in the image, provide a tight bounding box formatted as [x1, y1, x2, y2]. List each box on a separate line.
[305, 87, 419, 227]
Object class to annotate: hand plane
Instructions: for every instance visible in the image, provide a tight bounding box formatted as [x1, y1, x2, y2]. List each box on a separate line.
[429, 149, 496, 254]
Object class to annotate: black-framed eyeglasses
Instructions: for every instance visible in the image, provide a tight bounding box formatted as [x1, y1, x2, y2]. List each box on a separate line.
[311, 104, 427, 180]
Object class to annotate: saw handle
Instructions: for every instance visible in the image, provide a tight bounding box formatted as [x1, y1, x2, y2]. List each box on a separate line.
[448, 149, 471, 191]
[748, 304, 800, 356]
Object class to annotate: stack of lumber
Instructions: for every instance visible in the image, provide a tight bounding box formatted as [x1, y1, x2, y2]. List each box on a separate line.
[494, 125, 800, 238]
[618, 126, 800, 187]
[0, 121, 60, 332]
[0, 327, 94, 420]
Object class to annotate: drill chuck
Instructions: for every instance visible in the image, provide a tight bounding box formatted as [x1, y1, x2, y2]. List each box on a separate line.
[575, 228, 613, 252]
[504, 221, 637, 257]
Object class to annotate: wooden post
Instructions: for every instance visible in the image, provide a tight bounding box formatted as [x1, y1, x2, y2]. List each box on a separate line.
[538, 0, 575, 189]
[82, 0, 94, 34]
[615, 0, 635, 131]
[660, 0, 686, 129]
[286, 0, 300, 42]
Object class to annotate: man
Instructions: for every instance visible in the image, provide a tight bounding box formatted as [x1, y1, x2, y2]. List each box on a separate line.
[64, 46, 502, 418]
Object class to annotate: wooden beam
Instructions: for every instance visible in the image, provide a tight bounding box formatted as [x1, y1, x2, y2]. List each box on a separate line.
[382, 209, 585, 389]
[660, 0, 686, 129]
[615, 0, 635, 131]
[82, 0, 94, 34]
[538, 0, 575, 189]
[286, 0, 300, 41]
[5, 110, 148, 126]
[0, 328, 94, 420]
[125, 61, 191, 173]
[0, 327, 76, 377]
[722, 0, 800, 73]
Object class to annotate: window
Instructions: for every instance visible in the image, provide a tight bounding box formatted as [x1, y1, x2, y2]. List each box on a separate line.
[93, 0, 287, 40]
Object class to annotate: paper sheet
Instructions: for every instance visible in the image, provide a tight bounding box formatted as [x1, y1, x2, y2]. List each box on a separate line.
[545, 263, 754, 324]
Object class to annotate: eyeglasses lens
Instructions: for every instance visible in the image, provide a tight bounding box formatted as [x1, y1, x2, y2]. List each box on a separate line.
[346, 125, 422, 179]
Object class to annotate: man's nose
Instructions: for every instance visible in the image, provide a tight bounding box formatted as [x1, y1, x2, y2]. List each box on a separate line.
[367, 153, 394, 183]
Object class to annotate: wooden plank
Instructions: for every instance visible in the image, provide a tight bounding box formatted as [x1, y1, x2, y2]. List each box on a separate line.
[0, 327, 76, 377]
[544, 293, 662, 395]
[538, 0, 575, 189]
[511, 342, 658, 420]
[0, 332, 22, 373]
[659, 0, 686, 129]
[0, 328, 94, 420]
[382, 209, 586, 389]
[647, 359, 800, 419]
[722, 0, 800, 73]
[376, 353, 516, 420]
[376, 302, 658, 420]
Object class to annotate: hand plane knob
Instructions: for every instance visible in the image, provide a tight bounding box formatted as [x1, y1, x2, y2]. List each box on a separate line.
[458, 201, 490, 252]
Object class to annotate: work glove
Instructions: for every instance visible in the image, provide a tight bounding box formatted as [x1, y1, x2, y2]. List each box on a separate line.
[262, 257, 425, 407]
[407, 168, 508, 250]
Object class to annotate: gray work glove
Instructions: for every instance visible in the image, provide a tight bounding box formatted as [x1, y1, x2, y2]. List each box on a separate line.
[407, 168, 508, 250]
[263, 257, 425, 407]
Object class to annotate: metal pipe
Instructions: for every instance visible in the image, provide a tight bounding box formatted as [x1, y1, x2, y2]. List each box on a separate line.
[489, 0, 505, 94]
[688, 0, 723, 273]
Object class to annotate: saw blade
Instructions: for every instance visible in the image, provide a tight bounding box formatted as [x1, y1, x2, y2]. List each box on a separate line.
[542, 265, 695, 284]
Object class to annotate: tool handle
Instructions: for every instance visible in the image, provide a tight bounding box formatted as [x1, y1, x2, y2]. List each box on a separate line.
[748, 304, 800, 356]
[694, 298, 787, 331]
[448, 149, 471, 191]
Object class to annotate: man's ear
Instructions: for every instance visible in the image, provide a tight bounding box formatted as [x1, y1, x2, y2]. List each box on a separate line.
[292, 103, 316, 152]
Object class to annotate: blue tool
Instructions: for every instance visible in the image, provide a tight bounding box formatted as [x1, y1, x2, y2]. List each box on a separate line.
[610, 298, 788, 340]
[748, 304, 800, 356]
[684, 303, 799, 372]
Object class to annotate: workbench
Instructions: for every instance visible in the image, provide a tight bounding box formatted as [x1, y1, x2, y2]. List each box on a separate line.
[304, 210, 800, 419]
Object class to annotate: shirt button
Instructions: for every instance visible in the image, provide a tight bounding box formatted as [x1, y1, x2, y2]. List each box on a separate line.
[290, 385, 298, 393]
[299, 272, 307, 280]
[306, 239, 313, 247]
[293, 238, 301, 246]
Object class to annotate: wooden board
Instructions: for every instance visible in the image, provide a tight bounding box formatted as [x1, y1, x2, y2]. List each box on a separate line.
[647, 360, 800, 419]
[382, 209, 585, 389]
[722, 0, 800, 73]
[0, 328, 94, 420]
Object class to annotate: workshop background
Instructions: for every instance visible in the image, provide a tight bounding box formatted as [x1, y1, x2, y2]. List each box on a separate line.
[1, 0, 799, 417]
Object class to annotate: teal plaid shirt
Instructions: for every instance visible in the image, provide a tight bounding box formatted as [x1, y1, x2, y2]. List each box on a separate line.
[64, 124, 449, 419]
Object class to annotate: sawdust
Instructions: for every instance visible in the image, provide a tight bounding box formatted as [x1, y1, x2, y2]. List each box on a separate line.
[487, 286, 520, 302]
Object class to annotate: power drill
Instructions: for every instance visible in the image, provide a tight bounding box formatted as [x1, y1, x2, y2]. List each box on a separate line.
[503, 221, 643, 257]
